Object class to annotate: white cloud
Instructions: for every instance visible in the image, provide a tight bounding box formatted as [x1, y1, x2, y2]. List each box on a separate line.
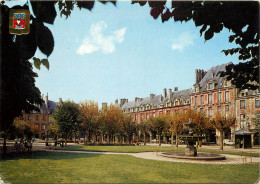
[77, 21, 127, 55]
[171, 32, 196, 52]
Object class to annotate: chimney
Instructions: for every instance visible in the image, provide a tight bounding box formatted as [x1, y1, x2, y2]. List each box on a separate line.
[195, 69, 207, 84]
[115, 99, 118, 104]
[211, 70, 214, 78]
[59, 98, 62, 103]
[45, 93, 48, 108]
[195, 69, 198, 83]
[150, 94, 154, 100]
[102, 102, 107, 110]
[135, 97, 139, 102]
[174, 87, 178, 91]
[163, 88, 167, 99]
[120, 98, 128, 107]
[168, 88, 172, 99]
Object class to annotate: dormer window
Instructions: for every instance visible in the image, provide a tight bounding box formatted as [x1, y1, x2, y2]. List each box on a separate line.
[195, 87, 199, 92]
[208, 83, 213, 90]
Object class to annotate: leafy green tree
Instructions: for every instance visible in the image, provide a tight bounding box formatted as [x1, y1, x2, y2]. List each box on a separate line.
[120, 114, 137, 144]
[149, 116, 168, 146]
[53, 100, 81, 145]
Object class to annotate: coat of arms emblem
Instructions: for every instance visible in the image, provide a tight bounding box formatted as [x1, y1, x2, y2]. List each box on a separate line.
[14, 13, 25, 29]
[9, 9, 30, 35]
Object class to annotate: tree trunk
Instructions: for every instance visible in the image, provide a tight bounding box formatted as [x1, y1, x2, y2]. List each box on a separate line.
[171, 132, 174, 146]
[3, 135, 7, 155]
[220, 130, 224, 150]
[89, 129, 92, 142]
[144, 132, 146, 145]
[65, 134, 67, 146]
[175, 133, 178, 147]
[159, 133, 161, 146]
[128, 135, 131, 144]
[74, 132, 76, 144]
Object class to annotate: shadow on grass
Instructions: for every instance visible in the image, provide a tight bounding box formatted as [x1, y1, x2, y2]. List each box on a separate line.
[0, 151, 100, 161]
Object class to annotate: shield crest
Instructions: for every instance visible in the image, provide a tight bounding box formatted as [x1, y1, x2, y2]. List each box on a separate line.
[14, 13, 25, 29]
[9, 9, 30, 35]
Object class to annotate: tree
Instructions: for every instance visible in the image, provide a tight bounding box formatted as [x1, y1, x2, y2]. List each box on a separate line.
[13, 120, 33, 140]
[149, 116, 167, 146]
[189, 110, 211, 136]
[210, 112, 236, 150]
[120, 114, 136, 144]
[139, 120, 151, 145]
[79, 101, 100, 143]
[133, 1, 259, 91]
[1, 2, 55, 153]
[103, 104, 124, 143]
[47, 123, 59, 140]
[167, 112, 186, 147]
[53, 100, 81, 145]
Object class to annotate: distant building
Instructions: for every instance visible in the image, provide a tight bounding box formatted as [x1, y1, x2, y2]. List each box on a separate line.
[15, 94, 58, 138]
[191, 63, 236, 143]
[104, 63, 260, 146]
[235, 89, 260, 145]
[117, 88, 192, 123]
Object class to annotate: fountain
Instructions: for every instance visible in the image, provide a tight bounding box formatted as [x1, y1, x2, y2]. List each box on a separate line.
[161, 119, 225, 160]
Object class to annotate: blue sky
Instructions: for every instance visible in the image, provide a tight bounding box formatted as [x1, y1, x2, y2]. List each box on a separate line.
[7, 1, 239, 107]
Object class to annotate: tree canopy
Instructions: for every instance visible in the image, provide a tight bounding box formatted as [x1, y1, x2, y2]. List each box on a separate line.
[53, 100, 81, 144]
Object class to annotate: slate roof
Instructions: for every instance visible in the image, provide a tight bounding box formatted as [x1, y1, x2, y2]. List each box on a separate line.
[40, 100, 57, 113]
[198, 62, 232, 91]
[120, 88, 192, 110]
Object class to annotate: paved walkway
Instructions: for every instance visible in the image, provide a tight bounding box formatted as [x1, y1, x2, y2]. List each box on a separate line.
[46, 149, 260, 165]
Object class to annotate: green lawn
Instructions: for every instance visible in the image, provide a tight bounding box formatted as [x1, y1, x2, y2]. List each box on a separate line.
[63, 145, 260, 157]
[0, 152, 259, 183]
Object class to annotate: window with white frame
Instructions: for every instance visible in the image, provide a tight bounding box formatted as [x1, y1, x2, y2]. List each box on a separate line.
[225, 91, 230, 102]
[256, 100, 260, 108]
[200, 95, 204, 105]
[208, 94, 213, 104]
[218, 92, 222, 103]
[240, 100, 246, 109]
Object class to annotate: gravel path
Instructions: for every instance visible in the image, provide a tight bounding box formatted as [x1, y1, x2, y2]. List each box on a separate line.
[46, 149, 260, 165]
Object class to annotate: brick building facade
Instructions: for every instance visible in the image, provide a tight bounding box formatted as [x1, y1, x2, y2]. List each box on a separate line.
[118, 88, 192, 123]
[115, 62, 259, 145]
[15, 94, 57, 138]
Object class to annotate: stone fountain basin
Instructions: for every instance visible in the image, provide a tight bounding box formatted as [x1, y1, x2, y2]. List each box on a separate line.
[160, 151, 226, 160]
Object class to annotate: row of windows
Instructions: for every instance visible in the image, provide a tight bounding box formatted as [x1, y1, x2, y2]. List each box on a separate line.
[194, 91, 230, 106]
[135, 109, 189, 121]
[20, 115, 47, 121]
[34, 123, 46, 130]
[240, 99, 260, 109]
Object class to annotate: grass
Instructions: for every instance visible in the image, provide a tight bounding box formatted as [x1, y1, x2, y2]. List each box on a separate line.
[0, 151, 259, 183]
[63, 145, 260, 157]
